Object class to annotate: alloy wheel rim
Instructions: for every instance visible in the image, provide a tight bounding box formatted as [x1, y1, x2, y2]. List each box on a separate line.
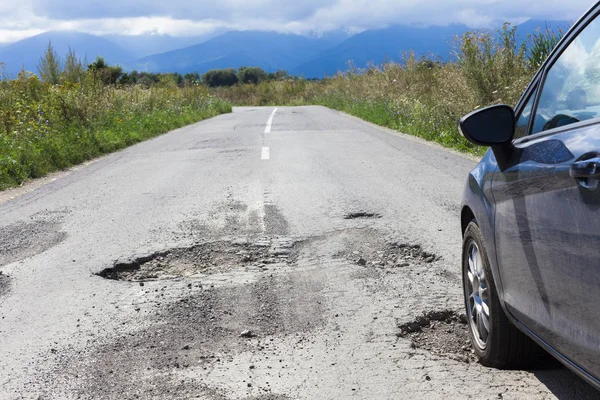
[466, 240, 490, 349]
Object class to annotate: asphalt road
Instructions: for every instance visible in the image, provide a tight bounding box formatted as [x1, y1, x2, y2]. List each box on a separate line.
[0, 106, 596, 399]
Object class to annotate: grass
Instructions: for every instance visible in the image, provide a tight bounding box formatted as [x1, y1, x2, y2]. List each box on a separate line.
[212, 24, 559, 156]
[0, 72, 232, 190]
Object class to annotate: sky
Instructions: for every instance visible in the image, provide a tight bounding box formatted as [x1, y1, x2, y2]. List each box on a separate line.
[0, 0, 595, 44]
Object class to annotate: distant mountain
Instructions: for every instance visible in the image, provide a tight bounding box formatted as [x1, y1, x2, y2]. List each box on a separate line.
[0, 20, 574, 80]
[0, 31, 134, 76]
[293, 24, 469, 78]
[139, 49, 272, 75]
[134, 30, 347, 74]
[104, 33, 224, 59]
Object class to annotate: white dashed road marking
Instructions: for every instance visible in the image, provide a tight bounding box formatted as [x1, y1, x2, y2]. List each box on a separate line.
[265, 108, 278, 133]
[261, 147, 270, 160]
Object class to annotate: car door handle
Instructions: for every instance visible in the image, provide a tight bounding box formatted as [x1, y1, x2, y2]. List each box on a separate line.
[569, 158, 600, 179]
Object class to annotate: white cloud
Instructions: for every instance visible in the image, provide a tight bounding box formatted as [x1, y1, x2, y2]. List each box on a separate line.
[0, 29, 46, 44]
[0, 0, 594, 43]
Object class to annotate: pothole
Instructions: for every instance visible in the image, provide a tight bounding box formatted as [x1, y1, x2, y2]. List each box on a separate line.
[47, 272, 324, 399]
[344, 212, 381, 220]
[397, 310, 475, 363]
[96, 237, 299, 281]
[349, 242, 439, 269]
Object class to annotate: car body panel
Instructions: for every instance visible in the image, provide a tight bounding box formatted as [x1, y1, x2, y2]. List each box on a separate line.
[492, 123, 600, 380]
[460, 1, 600, 390]
[461, 150, 503, 293]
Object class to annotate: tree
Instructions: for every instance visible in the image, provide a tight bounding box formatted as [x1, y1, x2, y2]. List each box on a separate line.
[183, 72, 201, 85]
[118, 72, 131, 85]
[129, 70, 140, 84]
[202, 69, 238, 87]
[267, 70, 289, 81]
[237, 66, 267, 84]
[88, 56, 108, 70]
[156, 73, 183, 88]
[138, 75, 155, 88]
[62, 47, 84, 84]
[88, 56, 123, 85]
[37, 41, 61, 84]
[140, 72, 161, 87]
[171, 72, 183, 86]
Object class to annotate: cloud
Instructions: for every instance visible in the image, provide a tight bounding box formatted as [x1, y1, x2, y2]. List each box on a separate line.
[0, 0, 594, 43]
[29, 0, 338, 21]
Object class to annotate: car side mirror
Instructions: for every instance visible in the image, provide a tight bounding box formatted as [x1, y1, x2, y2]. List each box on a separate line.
[459, 105, 515, 146]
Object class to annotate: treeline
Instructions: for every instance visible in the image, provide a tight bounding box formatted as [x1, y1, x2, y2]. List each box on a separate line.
[125, 67, 291, 88]
[201, 67, 291, 87]
[30, 42, 293, 88]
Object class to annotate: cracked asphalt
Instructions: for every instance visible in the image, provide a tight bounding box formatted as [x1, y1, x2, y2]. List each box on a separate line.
[0, 106, 597, 399]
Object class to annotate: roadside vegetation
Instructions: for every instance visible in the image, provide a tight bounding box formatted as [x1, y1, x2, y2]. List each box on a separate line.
[0, 44, 232, 190]
[211, 24, 564, 154]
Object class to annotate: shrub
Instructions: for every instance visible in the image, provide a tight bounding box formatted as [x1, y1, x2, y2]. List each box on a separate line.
[202, 69, 239, 87]
[527, 25, 565, 70]
[237, 67, 267, 84]
[37, 41, 61, 85]
[88, 56, 124, 85]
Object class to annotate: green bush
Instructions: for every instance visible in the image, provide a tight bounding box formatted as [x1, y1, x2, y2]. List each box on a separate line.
[202, 69, 239, 87]
[237, 67, 267, 84]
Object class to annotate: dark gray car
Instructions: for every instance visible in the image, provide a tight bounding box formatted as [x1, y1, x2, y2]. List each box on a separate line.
[459, 1, 600, 391]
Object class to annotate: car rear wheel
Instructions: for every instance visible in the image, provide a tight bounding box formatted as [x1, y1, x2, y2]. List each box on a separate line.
[463, 221, 543, 369]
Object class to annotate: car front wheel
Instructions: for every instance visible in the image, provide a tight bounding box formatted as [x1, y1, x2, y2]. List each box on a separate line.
[462, 221, 543, 369]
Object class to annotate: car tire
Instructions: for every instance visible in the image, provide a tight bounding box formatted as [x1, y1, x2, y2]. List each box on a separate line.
[462, 221, 543, 369]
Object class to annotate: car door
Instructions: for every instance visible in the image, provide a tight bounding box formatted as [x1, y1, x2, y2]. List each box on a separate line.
[492, 10, 600, 378]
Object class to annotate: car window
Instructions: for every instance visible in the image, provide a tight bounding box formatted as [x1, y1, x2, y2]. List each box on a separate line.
[533, 17, 600, 134]
[514, 88, 536, 139]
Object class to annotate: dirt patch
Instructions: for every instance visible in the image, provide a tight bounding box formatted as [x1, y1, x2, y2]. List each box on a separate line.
[344, 212, 381, 220]
[0, 220, 67, 266]
[203, 390, 293, 400]
[264, 205, 289, 236]
[348, 242, 439, 269]
[0, 271, 10, 297]
[96, 237, 298, 281]
[46, 273, 324, 399]
[397, 310, 475, 363]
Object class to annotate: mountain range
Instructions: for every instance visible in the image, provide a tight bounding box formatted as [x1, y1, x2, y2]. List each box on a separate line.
[135, 31, 347, 75]
[0, 31, 135, 76]
[0, 20, 571, 79]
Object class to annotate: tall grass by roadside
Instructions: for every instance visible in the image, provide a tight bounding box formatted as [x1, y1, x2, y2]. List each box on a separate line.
[0, 71, 231, 190]
[213, 24, 562, 155]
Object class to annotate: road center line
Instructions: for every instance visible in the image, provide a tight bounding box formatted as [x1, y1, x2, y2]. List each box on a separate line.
[264, 108, 278, 133]
[261, 147, 270, 160]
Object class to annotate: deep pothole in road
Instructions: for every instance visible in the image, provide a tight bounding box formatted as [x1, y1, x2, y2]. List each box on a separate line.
[95, 237, 299, 281]
[397, 310, 476, 363]
[50, 272, 325, 399]
[344, 212, 381, 220]
[349, 242, 440, 269]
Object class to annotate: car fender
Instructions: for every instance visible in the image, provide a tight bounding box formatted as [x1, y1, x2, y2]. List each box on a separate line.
[461, 149, 507, 307]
